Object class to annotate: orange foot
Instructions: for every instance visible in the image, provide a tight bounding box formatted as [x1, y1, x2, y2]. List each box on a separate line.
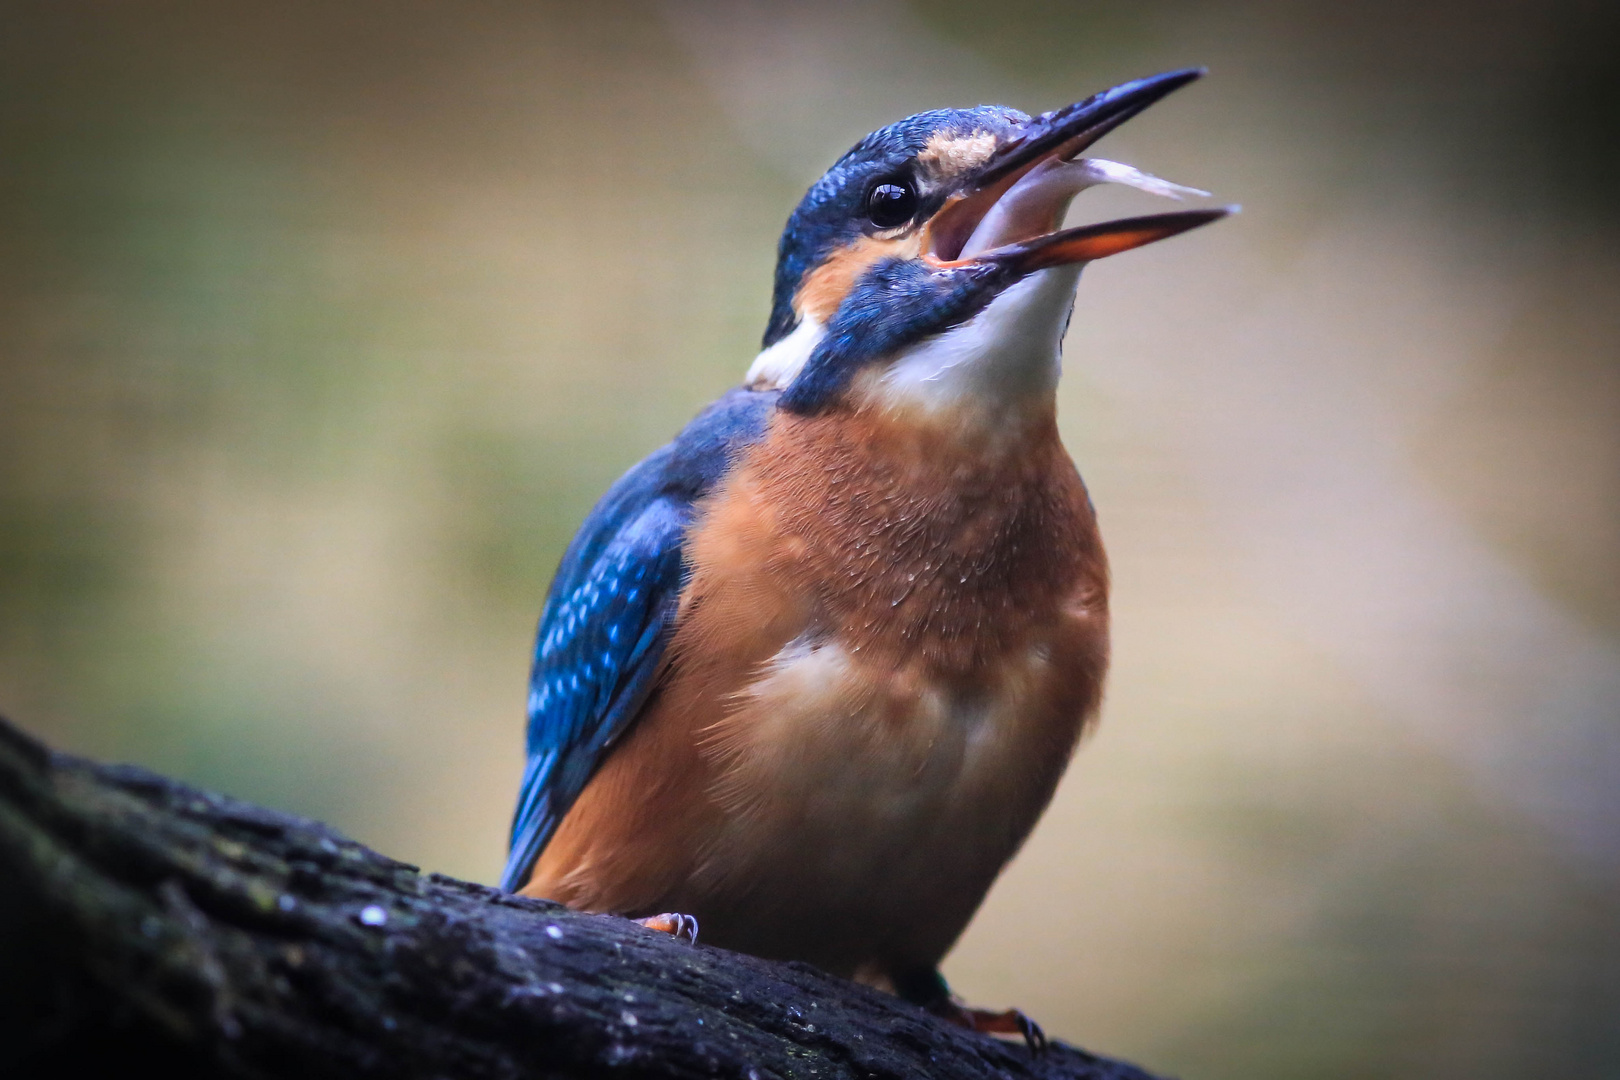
[636, 911, 699, 944]
[933, 1001, 1048, 1055]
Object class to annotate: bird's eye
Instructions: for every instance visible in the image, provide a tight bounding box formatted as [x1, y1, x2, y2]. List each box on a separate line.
[866, 181, 918, 229]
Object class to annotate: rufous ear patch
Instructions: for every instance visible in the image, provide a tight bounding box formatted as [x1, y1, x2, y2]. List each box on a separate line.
[794, 233, 922, 323]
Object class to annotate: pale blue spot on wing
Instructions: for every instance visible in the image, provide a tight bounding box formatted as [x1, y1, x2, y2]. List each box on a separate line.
[501, 387, 777, 893]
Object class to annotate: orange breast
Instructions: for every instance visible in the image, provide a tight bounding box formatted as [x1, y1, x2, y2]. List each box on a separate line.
[526, 402, 1109, 979]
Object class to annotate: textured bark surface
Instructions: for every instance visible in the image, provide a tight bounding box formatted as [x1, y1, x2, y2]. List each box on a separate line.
[0, 715, 1170, 1080]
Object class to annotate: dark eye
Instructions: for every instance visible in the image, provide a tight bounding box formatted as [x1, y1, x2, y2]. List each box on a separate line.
[865, 180, 918, 229]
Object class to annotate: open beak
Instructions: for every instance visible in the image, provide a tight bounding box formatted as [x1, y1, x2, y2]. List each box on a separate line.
[927, 68, 1232, 272]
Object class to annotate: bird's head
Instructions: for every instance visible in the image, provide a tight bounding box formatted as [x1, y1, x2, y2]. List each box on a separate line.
[748, 69, 1230, 430]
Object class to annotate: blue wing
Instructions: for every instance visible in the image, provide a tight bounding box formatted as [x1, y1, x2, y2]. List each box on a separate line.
[500, 387, 778, 892]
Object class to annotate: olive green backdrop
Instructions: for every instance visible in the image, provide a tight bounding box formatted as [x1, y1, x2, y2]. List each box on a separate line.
[2, 2, 1616, 1077]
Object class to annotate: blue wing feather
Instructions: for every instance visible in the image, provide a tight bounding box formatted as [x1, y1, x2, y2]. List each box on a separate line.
[500, 387, 778, 891]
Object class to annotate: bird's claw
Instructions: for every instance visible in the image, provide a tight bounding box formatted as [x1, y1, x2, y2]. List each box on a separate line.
[937, 1002, 1048, 1056]
[636, 911, 699, 945]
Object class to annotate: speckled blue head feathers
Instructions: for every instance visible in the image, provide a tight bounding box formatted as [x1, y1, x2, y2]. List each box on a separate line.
[763, 106, 1027, 349]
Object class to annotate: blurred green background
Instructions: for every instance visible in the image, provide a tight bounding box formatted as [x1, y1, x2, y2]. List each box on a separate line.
[2, 2, 1617, 1076]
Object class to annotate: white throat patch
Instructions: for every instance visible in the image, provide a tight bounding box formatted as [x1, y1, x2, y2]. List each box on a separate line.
[870, 263, 1083, 421]
[745, 315, 825, 391]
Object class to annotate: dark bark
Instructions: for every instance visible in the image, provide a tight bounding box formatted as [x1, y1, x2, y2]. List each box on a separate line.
[0, 714, 1170, 1080]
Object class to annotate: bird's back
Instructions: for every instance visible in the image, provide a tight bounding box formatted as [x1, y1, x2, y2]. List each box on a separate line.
[499, 387, 777, 892]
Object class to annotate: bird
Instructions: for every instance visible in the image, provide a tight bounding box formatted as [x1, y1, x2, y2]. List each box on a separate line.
[500, 68, 1228, 1047]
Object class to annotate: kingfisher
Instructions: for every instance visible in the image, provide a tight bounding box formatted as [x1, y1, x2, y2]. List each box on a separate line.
[500, 69, 1228, 1047]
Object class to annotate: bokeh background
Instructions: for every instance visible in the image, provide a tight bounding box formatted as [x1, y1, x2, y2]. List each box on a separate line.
[2, 1, 1617, 1076]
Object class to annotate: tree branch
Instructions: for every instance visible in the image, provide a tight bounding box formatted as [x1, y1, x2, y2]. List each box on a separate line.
[0, 715, 1169, 1080]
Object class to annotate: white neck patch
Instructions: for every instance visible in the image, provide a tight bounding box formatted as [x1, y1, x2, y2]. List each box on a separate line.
[745, 315, 825, 390]
[869, 263, 1083, 422]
